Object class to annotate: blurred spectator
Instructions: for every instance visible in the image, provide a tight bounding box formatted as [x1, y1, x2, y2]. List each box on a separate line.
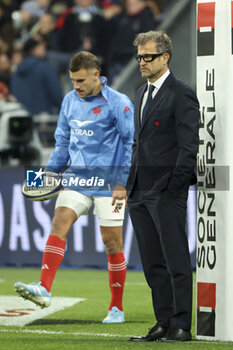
[30, 0, 71, 37]
[49, 0, 71, 17]
[0, 80, 16, 101]
[99, 0, 122, 49]
[58, 0, 108, 61]
[146, 0, 163, 22]
[0, 52, 12, 87]
[12, 2, 37, 34]
[25, 3, 73, 77]
[11, 42, 24, 71]
[99, 0, 122, 24]
[11, 37, 63, 114]
[107, 0, 158, 84]
[20, 0, 52, 20]
[12, 0, 25, 11]
[0, 0, 15, 54]
[35, 13, 60, 50]
[11, 0, 60, 41]
[31, 11, 72, 79]
[0, 81, 10, 101]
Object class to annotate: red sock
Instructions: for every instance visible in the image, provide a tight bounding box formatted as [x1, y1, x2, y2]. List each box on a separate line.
[40, 235, 65, 292]
[108, 252, 127, 311]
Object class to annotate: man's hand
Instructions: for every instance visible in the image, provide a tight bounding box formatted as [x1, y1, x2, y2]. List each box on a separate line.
[112, 184, 127, 207]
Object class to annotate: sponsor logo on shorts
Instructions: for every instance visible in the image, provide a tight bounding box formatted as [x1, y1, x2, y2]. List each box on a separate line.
[112, 201, 124, 213]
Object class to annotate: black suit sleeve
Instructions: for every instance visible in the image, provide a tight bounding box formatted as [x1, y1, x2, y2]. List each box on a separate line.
[167, 87, 200, 193]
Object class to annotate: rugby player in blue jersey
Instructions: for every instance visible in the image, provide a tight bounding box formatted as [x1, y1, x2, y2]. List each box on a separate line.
[15, 51, 134, 323]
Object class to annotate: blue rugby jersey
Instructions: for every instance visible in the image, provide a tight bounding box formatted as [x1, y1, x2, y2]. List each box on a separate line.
[46, 77, 134, 196]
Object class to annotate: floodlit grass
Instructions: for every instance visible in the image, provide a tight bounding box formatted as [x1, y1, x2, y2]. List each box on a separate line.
[0, 268, 232, 349]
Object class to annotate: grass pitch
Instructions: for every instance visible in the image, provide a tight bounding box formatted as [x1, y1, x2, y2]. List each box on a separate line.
[0, 268, 232, 349]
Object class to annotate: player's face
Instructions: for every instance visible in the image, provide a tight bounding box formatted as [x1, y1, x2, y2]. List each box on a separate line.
[137, 40, 169, 83]
[69, 68, 101, 98]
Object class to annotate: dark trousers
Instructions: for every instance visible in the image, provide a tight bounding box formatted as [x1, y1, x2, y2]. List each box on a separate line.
[128, 188, 192, 330]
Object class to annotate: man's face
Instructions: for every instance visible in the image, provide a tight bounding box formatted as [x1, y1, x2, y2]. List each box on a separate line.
[32, 42, 47, 58]
[75, 0, 94, 8]
[137, 40, 169, 82]
[69, 68, 100, 98]
[39, 14, 56, 35]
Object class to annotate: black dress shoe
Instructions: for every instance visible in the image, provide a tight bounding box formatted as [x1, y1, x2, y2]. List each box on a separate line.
[159, 327, 192, 342]
[130, 324, 169, 342]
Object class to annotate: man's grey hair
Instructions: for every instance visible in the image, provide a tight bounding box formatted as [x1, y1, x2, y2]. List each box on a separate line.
[133, 31, 173, 61]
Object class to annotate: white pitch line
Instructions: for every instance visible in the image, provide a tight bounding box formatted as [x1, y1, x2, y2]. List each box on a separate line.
[0, 328, 130, 338]
[0, 329, 232, 343]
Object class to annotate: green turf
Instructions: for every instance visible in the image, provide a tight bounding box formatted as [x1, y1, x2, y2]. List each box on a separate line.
[0, 268, 233, 349]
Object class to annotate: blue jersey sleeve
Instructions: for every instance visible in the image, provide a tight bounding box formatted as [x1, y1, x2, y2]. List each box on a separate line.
[112, 97, 134, 186]
[46, 98, 70, 173]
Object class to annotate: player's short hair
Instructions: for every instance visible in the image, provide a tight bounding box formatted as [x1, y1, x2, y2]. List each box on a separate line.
[133, 30, 173, 62]
[69, 51, 101, 72]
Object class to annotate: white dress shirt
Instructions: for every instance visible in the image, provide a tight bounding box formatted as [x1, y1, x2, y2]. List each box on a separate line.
[140, 69, 170, 122]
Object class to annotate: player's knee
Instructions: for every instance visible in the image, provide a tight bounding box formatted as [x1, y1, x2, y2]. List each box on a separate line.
[50, 208, 76, 238]
[103, 236, 122, 254]
[51, 215, 64, 233]
[101, 225, 123, 254]
[104, 240, 118, 255]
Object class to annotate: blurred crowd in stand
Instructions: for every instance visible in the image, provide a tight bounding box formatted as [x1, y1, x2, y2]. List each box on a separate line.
[0, 0, 165, 164]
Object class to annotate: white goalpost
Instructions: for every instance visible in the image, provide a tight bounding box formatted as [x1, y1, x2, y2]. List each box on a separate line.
[196, 0, 233, 341]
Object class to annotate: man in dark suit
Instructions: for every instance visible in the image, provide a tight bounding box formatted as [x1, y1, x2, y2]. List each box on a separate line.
[127, 31, 200, 342]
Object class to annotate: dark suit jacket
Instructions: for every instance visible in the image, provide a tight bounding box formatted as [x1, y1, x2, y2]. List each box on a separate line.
[127, 72, 200, 197]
